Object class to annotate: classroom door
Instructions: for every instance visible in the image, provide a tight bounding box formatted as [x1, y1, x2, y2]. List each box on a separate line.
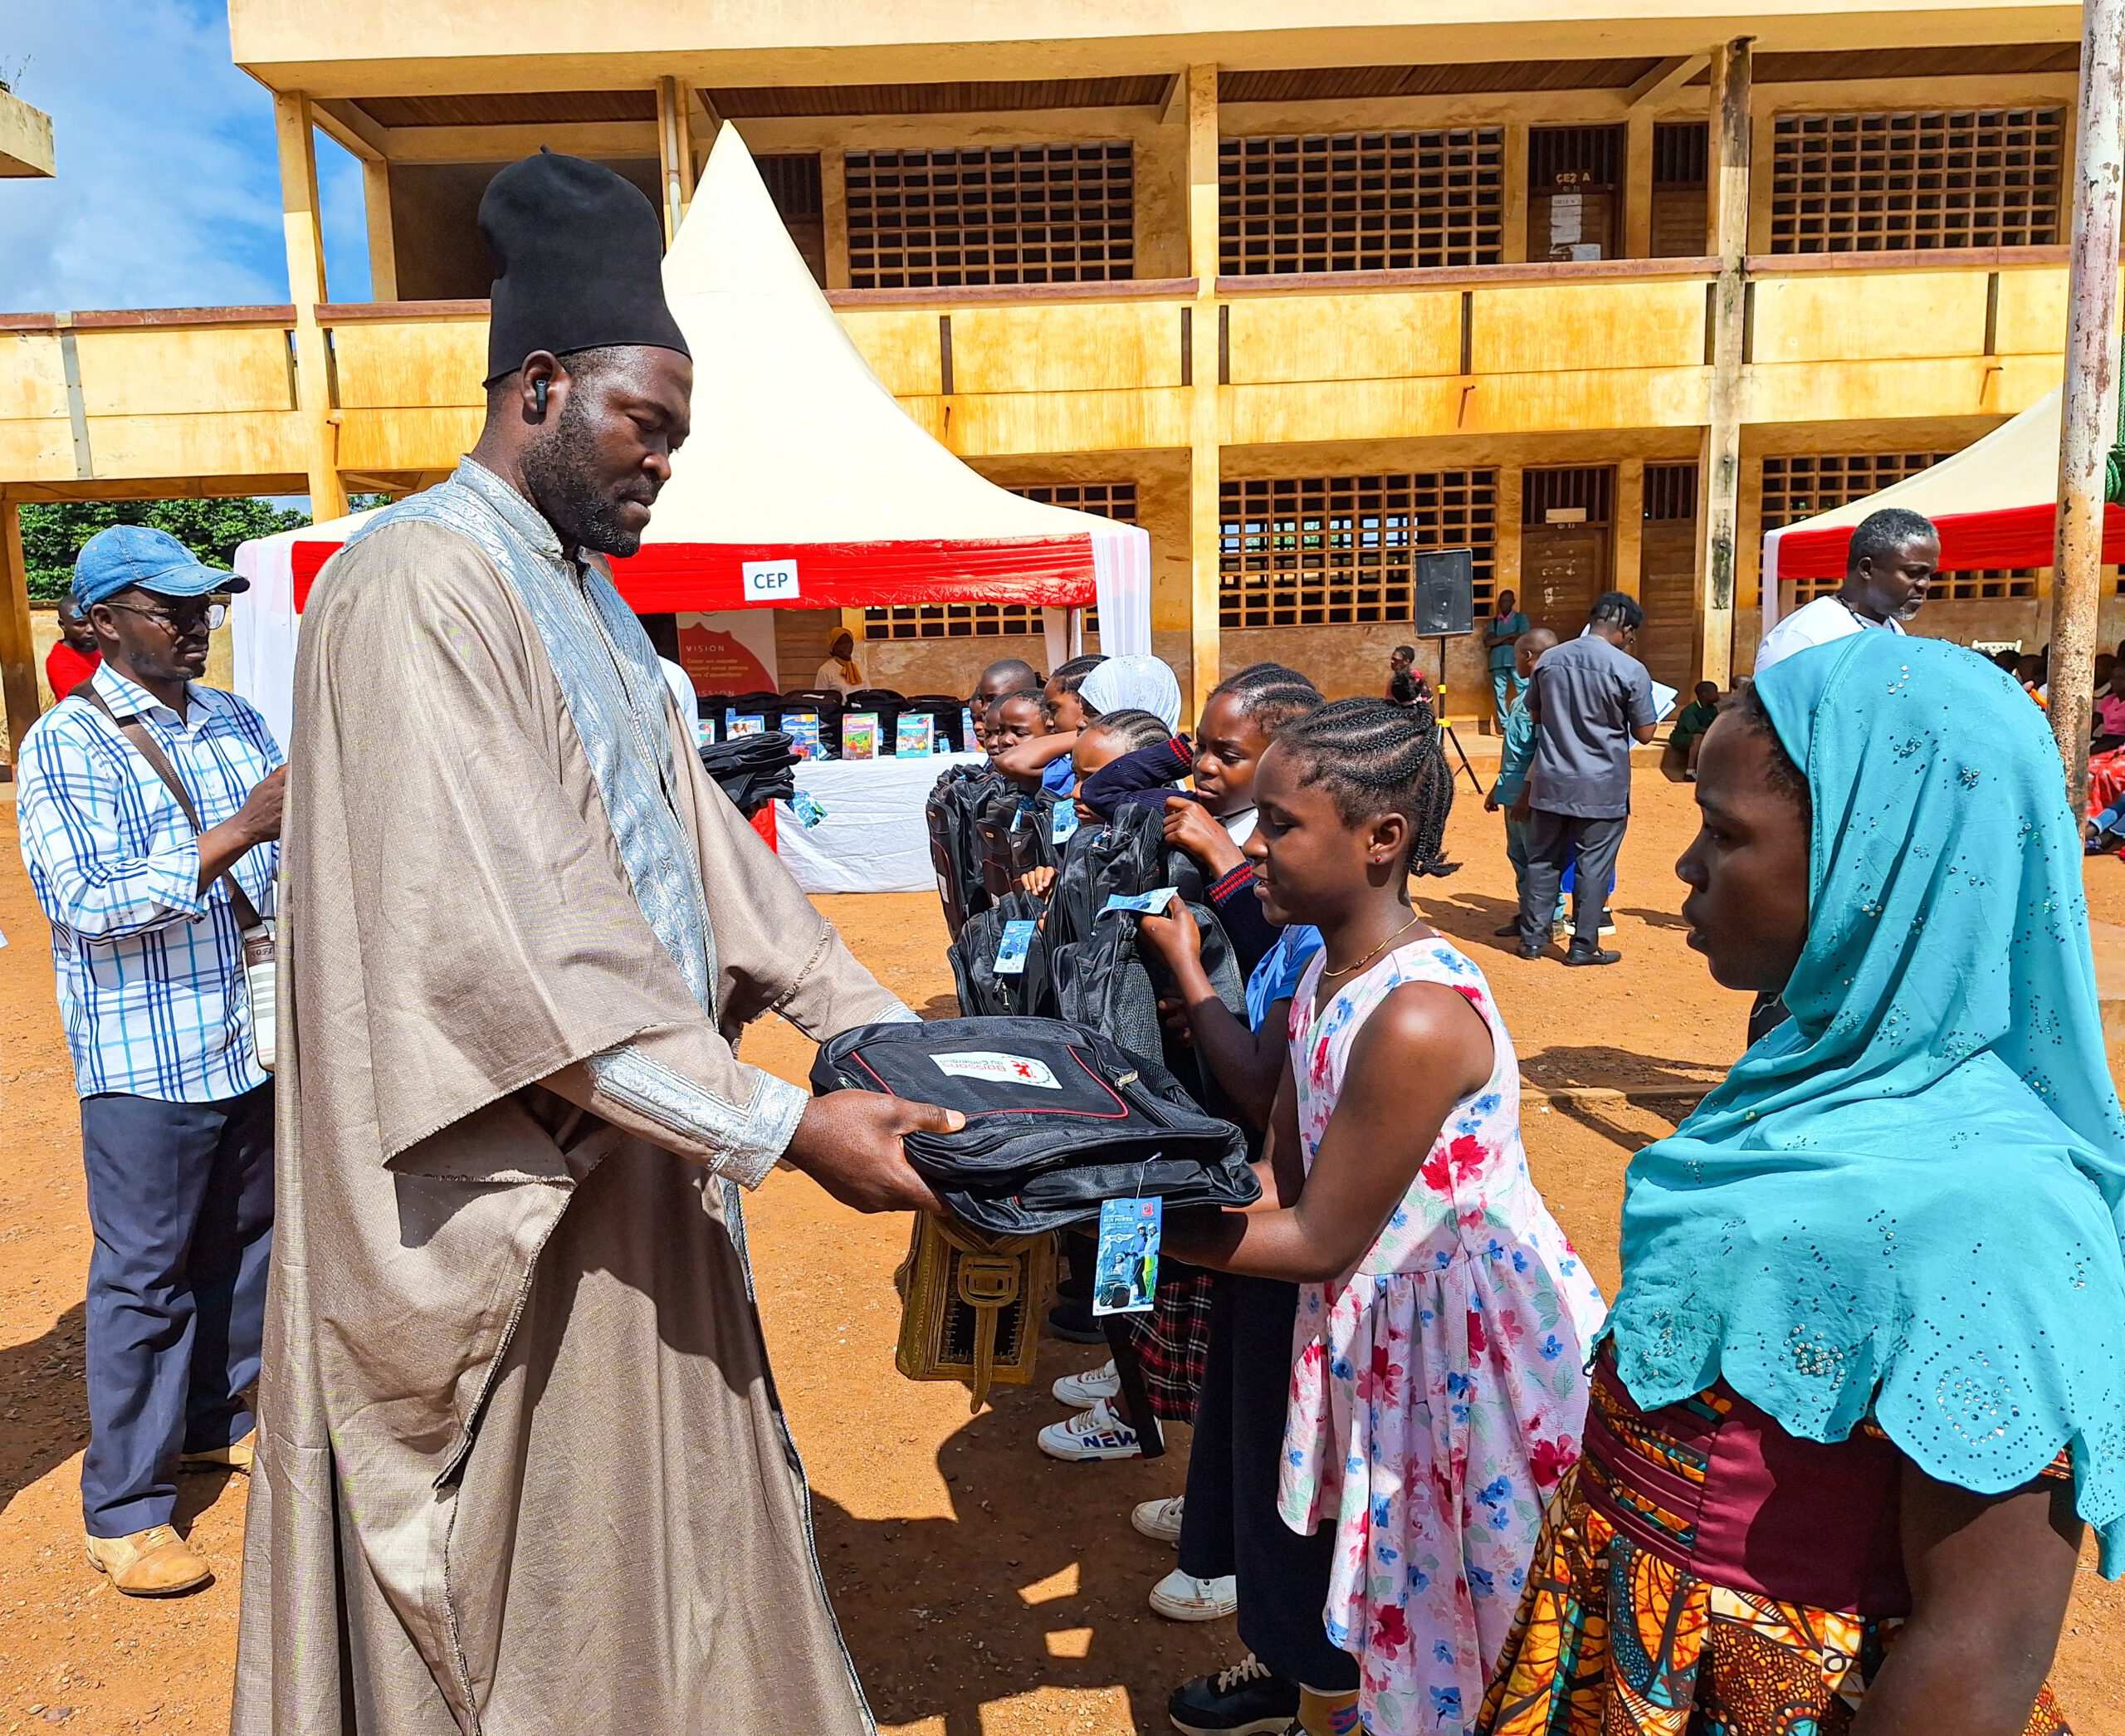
[1519, 467, 1615, 638]
[1637, 464, 1702, 692]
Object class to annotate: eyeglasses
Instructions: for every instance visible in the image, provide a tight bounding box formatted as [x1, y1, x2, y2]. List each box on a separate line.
[102, 599, 229, 635]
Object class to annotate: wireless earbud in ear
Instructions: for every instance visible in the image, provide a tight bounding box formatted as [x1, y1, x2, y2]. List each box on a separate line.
[533, 379, 550, 417]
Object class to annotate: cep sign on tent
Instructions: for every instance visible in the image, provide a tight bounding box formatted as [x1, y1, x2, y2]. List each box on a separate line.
[232, 126, 1152, 742]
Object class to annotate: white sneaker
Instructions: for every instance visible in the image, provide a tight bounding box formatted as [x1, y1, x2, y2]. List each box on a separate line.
[1149, 1567, 1238, 1621]
[1131, 1494, 1185, 1544]
[1052, 1358, 1121, 1407]
[1037, 1398, 1145, 1461]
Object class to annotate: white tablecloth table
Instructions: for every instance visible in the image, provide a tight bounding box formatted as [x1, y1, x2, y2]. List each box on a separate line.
[774, 751, 985, 894]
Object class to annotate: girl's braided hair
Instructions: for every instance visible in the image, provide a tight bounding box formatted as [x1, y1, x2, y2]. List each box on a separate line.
[1269, 694, 1455, 874]
[1209, 661, 1324, 737]
[1082, 707, 1172, 754]
[1050, 653, 1106, 693]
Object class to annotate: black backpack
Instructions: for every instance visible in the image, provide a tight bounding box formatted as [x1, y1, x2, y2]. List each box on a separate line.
[1053, 900, 1246, 1106]
[948, 891, 1054, 1019]
[811, 1015, 1258, 1237]
[1045, 802, 1165, 952]
[926, 764, 1009, 937]
[975, 785, 1061, 903]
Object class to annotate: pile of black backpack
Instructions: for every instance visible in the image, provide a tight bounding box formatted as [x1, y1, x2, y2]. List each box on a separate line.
[927, 766, 1247, 1115]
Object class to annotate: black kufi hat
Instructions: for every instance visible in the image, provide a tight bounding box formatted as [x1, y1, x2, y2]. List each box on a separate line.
[479, 149, 691, 384]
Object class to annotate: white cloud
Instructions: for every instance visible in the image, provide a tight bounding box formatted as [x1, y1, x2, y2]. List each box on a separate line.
[0, 0, 370, 312]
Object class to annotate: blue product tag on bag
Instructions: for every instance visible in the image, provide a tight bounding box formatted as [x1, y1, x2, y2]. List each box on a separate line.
[1093, 1196, 1161, 1316]
[1105, 886, 1180, 916]
[994, 918, 1038, 975]
[1052, 803, 1080, 844]
[790, 790, 828, 829]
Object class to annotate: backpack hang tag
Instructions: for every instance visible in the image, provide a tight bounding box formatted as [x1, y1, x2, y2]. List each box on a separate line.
[789, 790, 828, 829]
[1093, 1196, 1160, 1316]
[1105, 886, 1180, 916]
[1052, 803, 1080, 844]
[994, 918, 1038, 975]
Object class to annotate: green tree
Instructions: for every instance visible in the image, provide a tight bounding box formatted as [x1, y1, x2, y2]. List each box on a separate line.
[18, 497, 359, 602]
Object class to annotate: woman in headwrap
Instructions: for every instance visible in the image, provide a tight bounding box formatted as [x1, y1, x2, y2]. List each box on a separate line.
[1481, 632, 2125, 1736]
[1080, 653, 1183, 734]
[813, 628, 863, 696]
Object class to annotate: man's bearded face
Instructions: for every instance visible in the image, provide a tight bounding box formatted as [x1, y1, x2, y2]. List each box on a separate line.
[521, 348, 693, 559]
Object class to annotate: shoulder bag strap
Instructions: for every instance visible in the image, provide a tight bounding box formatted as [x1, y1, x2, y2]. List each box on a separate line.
[79, 685, 266, 933]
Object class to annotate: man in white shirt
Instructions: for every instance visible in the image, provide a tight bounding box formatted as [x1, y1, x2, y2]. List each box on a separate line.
[1756, 507, 1939, 673]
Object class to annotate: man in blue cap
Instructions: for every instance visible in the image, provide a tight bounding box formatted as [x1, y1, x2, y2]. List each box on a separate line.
[14, 524, 285, 1597]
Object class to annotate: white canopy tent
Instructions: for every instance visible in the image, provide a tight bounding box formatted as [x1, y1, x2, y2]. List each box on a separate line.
[1759, 385, 2123, 631]
[230, 125, 1154, 743]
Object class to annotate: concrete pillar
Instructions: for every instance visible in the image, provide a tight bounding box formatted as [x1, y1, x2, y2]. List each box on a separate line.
[657, 76, 696, 242]
[0, 501, 37, 762]
[362, 159, 398, 301]
[273, 92, 348, 521]
[1623, 110, 1655, 260]
[1696, 39, 1751, 688]
[1614, 459, 1645, 599]
[2053, 0, 2125, 806]
[1185, 62, 1222, 718]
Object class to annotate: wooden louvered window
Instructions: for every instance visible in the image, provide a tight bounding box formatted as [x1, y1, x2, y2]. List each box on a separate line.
[863, 483, 1136, 639]
[1219, 130, 1505, 276]
[843, 143, 1134, 290]
[1650, 122, 1710, 257]
[1219, 472, 1498, 628]
[1769, 109, 2065, 253]
[1761, 453, 2035, 600]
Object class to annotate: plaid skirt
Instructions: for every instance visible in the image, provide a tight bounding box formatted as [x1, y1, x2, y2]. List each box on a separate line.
[1112, 1263, 1217, 1423]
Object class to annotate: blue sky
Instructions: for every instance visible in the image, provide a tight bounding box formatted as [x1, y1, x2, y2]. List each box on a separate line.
[0, 0, 372, 311]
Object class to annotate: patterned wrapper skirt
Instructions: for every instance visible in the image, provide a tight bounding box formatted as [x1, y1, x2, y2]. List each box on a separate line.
[1478, 1358, 2074, 1736]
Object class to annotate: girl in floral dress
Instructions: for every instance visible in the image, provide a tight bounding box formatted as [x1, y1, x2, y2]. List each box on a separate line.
[1170, 697, 1606, 1736]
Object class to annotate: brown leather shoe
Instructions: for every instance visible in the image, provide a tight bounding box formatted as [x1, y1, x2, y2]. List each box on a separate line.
[85, 1525, 212, 1597]
[180, 1431, 254, 1474]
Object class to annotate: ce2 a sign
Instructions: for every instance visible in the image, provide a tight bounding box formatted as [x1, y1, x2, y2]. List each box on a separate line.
[740, 558, 801, 603]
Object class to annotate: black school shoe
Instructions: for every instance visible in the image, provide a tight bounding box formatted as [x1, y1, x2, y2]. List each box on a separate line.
[1564, 942, 1622, 966]
[1170, 1654, 1301, 1736]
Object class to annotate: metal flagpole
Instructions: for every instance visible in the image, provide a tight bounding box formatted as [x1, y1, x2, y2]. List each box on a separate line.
[2053, 0, 2125, 810]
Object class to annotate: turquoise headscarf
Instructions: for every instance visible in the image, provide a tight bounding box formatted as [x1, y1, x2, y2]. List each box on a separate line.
[1609, 631, 2125, 1572]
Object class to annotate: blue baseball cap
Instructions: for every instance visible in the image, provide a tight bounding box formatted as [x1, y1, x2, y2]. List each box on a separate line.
[73, 525, 250, 610]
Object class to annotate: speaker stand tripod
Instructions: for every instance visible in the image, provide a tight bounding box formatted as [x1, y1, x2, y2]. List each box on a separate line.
[1428, 638, 1486, 795]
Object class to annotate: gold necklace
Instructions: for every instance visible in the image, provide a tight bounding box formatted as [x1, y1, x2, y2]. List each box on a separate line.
[1318, 912, 1424, 980]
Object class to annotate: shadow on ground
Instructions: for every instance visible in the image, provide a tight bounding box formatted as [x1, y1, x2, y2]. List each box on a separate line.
[814, 1358, 1227, 1736]
[0, 1301, 86, 1520]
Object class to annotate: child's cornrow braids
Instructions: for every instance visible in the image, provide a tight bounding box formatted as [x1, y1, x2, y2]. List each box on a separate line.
[1210, 661, 1326, 737]
[1050, 654, 1106, 694]
[1083, 707, 1172, 753]
[1272, 696, 1454, 873]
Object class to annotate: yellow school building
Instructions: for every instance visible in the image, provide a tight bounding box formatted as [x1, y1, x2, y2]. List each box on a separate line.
[1, 1, 2115, 751]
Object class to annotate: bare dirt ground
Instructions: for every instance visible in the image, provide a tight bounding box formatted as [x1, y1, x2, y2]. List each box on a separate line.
[0, 767, 2118, 1735]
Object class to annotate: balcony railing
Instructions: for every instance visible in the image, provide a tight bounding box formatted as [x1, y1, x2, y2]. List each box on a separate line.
[0, 252, 2081, 492]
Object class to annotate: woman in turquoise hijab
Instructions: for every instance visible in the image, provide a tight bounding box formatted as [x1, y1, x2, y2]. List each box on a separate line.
[1482, 631, 2125, 1736]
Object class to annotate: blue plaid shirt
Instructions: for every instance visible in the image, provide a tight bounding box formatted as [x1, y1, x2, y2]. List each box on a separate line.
[16, 663, 282, 1102]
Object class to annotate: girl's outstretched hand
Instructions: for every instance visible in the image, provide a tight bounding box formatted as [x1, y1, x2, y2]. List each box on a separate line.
[1137, 897, 1202, 969]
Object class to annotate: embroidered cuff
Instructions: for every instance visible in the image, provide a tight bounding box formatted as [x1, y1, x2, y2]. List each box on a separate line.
[1208, 863, 1255, 906]
[585, 1046, 809, 1190]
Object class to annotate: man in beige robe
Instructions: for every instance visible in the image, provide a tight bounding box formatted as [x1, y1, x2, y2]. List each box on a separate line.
[234, 152, 954, 1734]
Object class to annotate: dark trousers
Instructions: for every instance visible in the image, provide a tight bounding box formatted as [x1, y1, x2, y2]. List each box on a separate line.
[79, 1085, 274, 1538]
[1520, 809, 1628, 950]
[1179, 1274, 1358, 1690]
